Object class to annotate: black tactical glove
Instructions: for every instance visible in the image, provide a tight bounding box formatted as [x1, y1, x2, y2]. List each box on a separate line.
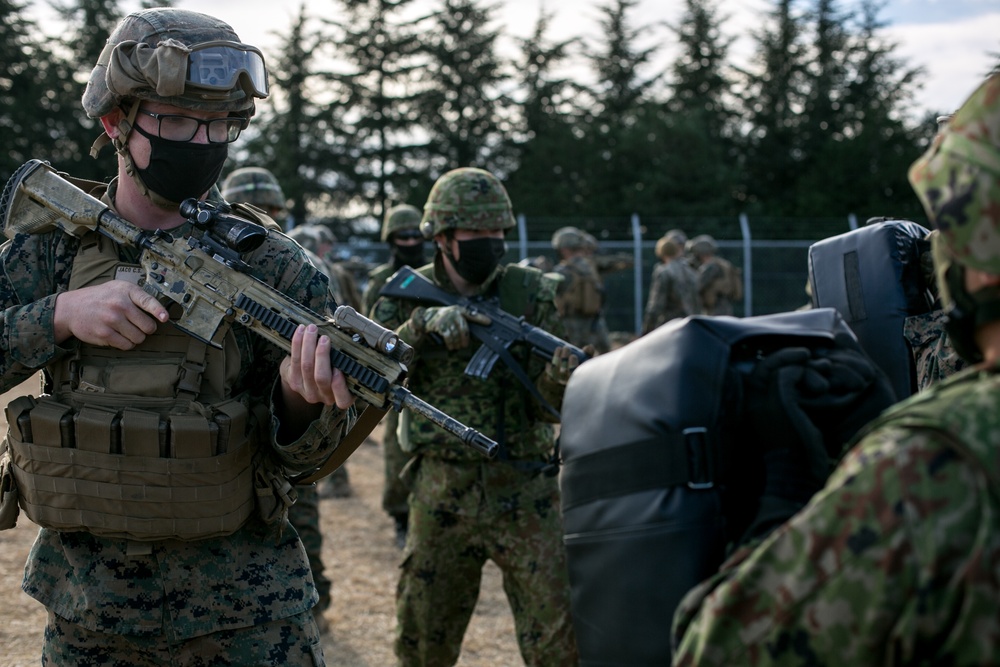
[797, 343, 897, 459]
[740, 342, 897, 546]
[746, 347, 828, 487]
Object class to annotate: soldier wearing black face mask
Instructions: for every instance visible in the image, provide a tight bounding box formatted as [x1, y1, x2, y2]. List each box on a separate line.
[0, 8, 358, 664]
[361, 203, 426, 549]
[371, 167, 581, 666]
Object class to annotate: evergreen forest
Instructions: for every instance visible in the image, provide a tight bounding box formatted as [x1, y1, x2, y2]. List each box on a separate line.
[3, 0, 997, 240]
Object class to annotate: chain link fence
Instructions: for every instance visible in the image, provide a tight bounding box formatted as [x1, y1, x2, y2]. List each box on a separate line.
[338, 213, 925, 335]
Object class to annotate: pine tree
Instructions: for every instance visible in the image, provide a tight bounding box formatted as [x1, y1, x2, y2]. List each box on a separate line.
[668, 0, 735, 133]
[238, 6, 348, 227]
[659, 0, 741, 214]
[504, 6, 588, 215]
[796, 0, 925, 218]
[581, 0, 662, 215]
[739, 0, 809, 214]
[414, 0, 512, 177]
[320, 0, 428, 218]
[47, 0, 123, 180]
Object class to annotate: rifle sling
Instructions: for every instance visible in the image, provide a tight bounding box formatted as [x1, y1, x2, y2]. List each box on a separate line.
[291, 404, 388, 485]
[470, 325, 561, 420]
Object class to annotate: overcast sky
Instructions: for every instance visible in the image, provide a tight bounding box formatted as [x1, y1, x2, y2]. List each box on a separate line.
[27, 0, 1000, 118]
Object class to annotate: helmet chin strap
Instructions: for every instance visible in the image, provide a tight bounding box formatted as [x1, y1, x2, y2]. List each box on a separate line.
[107, 101, 181, 211]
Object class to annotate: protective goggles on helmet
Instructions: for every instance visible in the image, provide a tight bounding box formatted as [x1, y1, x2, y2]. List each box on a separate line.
[186, 41, 269, 98]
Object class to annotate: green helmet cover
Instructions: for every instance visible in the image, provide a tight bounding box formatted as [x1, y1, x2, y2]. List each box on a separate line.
[420, 168, 515, 238]
[83, 8, 267, 118]
[382, 204, 422, 242]
[221, 167, 286, 210]
[909, 73, 1000, 274]
[551, 226, 587, 250]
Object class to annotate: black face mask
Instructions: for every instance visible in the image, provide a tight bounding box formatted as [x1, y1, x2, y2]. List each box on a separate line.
[392, 242, 426, 269]
[452, 237, 506, 284]
[132, 124, 229, 205]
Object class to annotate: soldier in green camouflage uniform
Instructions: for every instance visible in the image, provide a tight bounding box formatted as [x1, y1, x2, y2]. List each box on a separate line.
[672, 73, 1000, 666]
[641, 235, 700, 335]
[220, 166, 334, 634]
[688, 234, 742, 316]
[0, 9, 356, 665]
[362, 204, 426, 549]
[371, 168, 579, 666]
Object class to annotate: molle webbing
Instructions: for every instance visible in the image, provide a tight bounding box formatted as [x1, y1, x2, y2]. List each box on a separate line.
[6, 395, 255, 541]
[1, 228, 257, 541]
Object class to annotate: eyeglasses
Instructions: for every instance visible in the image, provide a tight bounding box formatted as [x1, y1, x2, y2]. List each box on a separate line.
[394, 230, 424, 241]
[136, 109, 248, 144]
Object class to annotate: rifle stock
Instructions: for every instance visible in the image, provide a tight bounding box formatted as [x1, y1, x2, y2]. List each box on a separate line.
[0, 159, 497, 459]
[379, 265, 590, 380]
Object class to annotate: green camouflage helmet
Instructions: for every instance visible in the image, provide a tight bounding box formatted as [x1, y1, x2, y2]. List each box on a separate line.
[83, 8, 268, 118]
[687, 234, 718, 257]
[288, 225, 335, 256]
[382, 204, 422, 242]
[420, 168, 515, 238]
[220, 167, 285, 210]
[909, 73, 1000, 274]
[551, 226, 588, 250]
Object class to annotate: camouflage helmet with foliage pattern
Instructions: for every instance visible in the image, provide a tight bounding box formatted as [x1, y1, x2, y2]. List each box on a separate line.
[382, 204, 422, 242]
[220, 167, 285, 210]
[288, 224, 336, 257]
[551, 226, 587, 250]
[420, 168, 516, 238]
[83, 7, 268, 119]
[686, 234, 718, 257]
[909, 73, 1000, 275]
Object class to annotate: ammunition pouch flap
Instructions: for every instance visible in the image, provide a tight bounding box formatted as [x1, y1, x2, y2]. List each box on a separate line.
[7, 395, 257, 541]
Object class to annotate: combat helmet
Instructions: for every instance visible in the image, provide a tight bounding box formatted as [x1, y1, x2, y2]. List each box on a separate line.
[420, 168, 516, 239]
[83, 8, 267, 120]
[686, 234, 718, 257]
[655, 236, 681, 261]
[551, 226, 588, 251]
[908, 72, 1000, 362]
[221, 167, 286, 211]
[382, 204, 422, 242]
[288, 224, 336, 257]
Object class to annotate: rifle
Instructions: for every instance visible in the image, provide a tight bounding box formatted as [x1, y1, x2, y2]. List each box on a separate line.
[0, 159, 498, 466]
[379, 265, 590, 382]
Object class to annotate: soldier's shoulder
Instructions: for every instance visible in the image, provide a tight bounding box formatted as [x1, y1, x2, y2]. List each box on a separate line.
[367, 262, 395, 281]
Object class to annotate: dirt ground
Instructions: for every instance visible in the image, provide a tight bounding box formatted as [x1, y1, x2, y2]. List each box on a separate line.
[0, 378, 522, 666]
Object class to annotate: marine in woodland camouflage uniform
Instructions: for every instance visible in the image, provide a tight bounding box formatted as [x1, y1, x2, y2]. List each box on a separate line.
[0, 9, 356, 665]
[371, 168, 580, 666]
[550, 227, 607, 351]
[672, 73, 1000, 666]
[220, 167, 334, 633]
[361, 203, 426, 548]
[551, 227, 613, 353]
[641, 235, 700, 334]
[688, 234, 742, 316]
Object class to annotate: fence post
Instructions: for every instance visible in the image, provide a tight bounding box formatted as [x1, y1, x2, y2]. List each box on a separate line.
[631, 213, 643, 334]
[517, 213, 528, 261]
[739, 212, 752, 317]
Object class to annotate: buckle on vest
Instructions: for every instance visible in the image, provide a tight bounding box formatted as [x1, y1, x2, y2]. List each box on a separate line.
[684, 427, 714, 490]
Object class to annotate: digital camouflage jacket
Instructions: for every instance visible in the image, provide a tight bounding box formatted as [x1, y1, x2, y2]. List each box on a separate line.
[1, 184, 353, 641]
[672, 362, 1000, 666]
